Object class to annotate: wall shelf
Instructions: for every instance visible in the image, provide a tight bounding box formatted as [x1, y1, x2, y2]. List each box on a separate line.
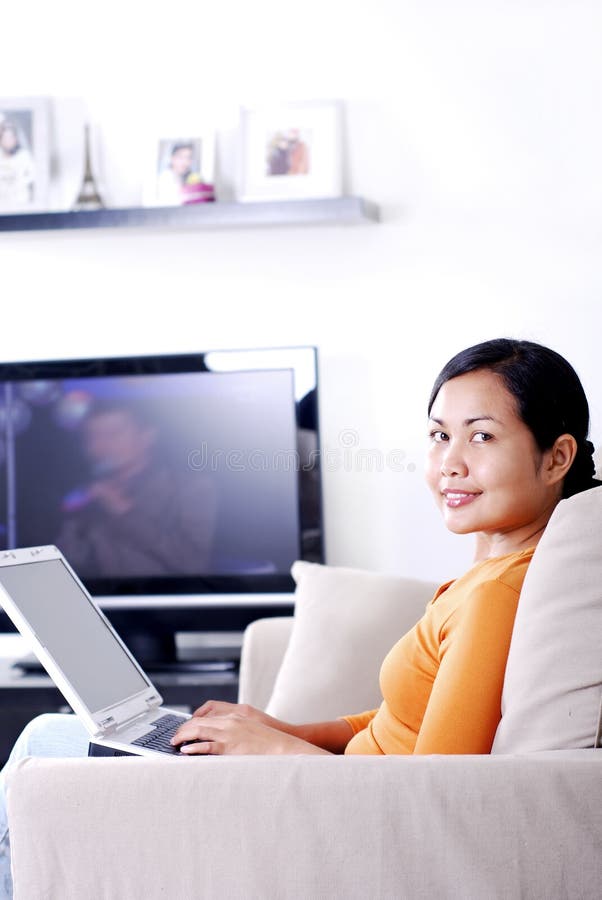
[0, 196, 378, 234]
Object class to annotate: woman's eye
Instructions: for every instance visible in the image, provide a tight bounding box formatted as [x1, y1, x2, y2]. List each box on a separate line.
[430, 431, 448, 443]
[472, 432, 492, 443]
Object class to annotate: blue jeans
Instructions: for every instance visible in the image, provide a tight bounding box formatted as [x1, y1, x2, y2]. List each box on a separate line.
[0, 714, 89, 899]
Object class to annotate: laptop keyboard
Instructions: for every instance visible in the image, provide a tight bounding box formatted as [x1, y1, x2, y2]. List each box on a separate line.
[131, 713, 188, 755]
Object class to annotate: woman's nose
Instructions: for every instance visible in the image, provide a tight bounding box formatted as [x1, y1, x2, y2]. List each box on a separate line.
[440, 443, 469, 478]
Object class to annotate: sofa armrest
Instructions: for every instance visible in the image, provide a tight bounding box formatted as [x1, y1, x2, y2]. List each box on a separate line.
[237, 617, 293, 708]
[7, 752, 602, 900]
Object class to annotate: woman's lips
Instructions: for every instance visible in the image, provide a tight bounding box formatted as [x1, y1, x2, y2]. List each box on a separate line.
[442, 490, 481, 508]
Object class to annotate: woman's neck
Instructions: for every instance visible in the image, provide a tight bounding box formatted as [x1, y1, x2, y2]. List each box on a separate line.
[473, 520, 549, 562]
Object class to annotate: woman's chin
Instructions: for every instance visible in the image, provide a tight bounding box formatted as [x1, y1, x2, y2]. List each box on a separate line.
[442, 511, 478, 535]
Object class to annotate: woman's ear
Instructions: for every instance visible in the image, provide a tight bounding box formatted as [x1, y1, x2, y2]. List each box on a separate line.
[544, 433, 578, 486]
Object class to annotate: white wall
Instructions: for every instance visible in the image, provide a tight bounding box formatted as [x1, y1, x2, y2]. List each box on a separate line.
[1, 1, 602, 585]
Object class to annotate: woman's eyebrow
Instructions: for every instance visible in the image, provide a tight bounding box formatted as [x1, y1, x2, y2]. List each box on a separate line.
[428, 415, 499, 427]
[465, 415, 497, 426]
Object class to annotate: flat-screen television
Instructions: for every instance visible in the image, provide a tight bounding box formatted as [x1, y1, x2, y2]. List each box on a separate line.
[0, 346, 322, 663]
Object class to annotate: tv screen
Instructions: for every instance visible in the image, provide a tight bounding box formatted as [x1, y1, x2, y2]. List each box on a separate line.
[0, 347, 322, 652]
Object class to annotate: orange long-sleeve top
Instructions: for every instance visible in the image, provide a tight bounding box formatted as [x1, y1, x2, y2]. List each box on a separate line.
[343, 547, 534, 756]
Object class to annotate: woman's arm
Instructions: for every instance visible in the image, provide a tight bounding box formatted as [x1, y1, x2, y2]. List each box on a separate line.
[294, 719, 355, 753]
[413, 580, 520, 755]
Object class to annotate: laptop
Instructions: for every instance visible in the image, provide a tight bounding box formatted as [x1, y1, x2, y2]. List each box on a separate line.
[0, 545, 193, 758]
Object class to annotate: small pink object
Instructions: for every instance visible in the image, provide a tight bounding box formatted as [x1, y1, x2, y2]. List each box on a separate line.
[181, 181, 215, 204]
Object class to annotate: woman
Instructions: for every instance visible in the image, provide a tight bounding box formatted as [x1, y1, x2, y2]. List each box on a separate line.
[0, 338, 599, 893]
[167, 336, 598, 756]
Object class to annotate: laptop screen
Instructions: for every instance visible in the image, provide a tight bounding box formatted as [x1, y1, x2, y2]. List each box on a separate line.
[0, 558, 149, 712]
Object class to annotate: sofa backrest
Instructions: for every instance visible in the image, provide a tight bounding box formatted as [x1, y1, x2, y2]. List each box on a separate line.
[492, 486, 602, 753]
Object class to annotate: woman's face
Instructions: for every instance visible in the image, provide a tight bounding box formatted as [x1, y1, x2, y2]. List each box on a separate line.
[425, 369, 559, 552]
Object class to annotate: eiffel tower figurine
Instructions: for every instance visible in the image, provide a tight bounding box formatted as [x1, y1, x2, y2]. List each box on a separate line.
[73, 124, 105, 210]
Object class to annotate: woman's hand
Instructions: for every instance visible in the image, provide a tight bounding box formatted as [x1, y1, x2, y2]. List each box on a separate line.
[170, 712, 329, 756]
[182, 700, 355, 754]
[190, 700, 292, 734]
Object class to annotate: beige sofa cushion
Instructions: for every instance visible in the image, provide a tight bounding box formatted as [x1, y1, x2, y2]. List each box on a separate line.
[265, 560, 436, 724]
[492, 486, 602, 753]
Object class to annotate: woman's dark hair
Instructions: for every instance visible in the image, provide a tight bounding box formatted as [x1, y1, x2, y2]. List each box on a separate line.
[428, 338, 600, 498]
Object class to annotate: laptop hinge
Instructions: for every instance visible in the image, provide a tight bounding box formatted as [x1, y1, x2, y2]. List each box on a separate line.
[96, 695, 162, 737]
[98, 715, 117, 735]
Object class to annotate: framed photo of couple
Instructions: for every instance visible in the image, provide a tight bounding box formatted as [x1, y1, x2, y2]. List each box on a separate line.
[237, 100, 343, 202]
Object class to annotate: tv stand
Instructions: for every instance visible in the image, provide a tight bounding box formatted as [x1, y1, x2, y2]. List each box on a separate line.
[94, 597, 293, 669]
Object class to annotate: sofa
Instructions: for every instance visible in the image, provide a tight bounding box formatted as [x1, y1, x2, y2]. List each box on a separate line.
[6, 487, 602, 899]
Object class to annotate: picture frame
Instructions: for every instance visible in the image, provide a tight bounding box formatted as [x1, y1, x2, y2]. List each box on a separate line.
[142, 133, 216, 207]
[0, 96, 51, 213]
[238, 100, 343, 202]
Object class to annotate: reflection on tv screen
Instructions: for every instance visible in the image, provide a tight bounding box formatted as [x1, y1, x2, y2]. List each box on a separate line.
[0, 369, 301, 579]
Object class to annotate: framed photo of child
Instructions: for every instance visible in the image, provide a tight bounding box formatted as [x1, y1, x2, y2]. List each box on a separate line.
[143, 134, 215, 207]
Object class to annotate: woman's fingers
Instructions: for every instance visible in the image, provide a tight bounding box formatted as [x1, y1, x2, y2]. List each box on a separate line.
[191, 700, 231, 717]
[191, 701, 266, 724]
[191, 700, 250, 718]
[178, 740, 218, 755]
[172, 715, 232, 748]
